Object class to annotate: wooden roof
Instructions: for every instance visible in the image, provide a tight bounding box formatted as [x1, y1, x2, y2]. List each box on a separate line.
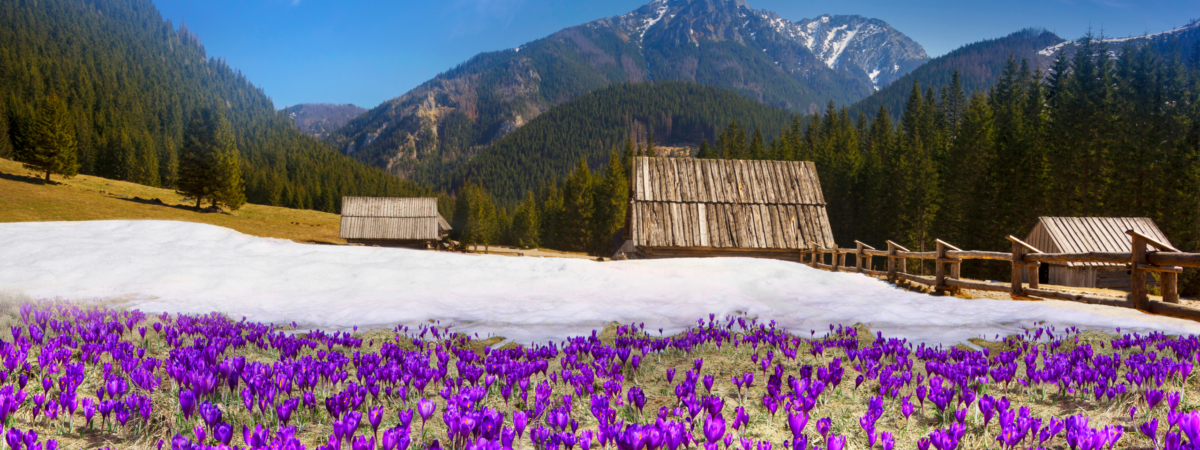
[628, 157, 835, 250]
[339, 197, 450, 241]
[1024, 217, 1172, 267]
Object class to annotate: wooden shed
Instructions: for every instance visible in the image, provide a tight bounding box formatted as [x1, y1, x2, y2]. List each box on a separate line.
[339, 197, 451, 248]
[617, 157, 835, 261]
[1023, 217, 1173, 290]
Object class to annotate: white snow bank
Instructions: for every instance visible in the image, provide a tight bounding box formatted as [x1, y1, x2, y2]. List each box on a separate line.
[2, 220, 1199, 346]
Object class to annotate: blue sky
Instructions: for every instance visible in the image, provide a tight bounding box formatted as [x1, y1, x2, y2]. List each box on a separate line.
[150, 0, 1200, 109]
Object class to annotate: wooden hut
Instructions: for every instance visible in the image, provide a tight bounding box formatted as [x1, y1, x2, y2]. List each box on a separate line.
[617, 157, 835, 261]
[339, 197, 451, 248]
[1023, 217, 1173, 290]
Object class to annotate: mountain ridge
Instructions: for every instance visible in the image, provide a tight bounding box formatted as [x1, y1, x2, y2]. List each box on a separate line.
[326, 0, 927, 187]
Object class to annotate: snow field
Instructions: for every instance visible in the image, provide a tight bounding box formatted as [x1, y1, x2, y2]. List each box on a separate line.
[2, 220, 1199, 346]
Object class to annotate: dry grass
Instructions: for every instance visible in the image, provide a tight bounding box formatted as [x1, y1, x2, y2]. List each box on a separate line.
[0, 158, 344, 245]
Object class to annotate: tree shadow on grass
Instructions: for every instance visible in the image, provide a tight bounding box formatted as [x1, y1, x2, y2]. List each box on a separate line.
[0, 170, 55, 185]
[116, 196, 227, 215]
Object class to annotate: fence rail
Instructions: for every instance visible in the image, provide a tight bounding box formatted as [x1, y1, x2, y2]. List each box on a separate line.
[801, 230, 1200, 323]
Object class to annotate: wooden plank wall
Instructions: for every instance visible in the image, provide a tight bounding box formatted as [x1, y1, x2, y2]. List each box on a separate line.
[629, 157, 834, 251]
[341, 197, 439, 218]
[339, 217, 439, 240]
[632, 202, 834, 250]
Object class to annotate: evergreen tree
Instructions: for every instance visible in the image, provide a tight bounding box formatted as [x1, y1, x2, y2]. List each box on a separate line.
[747, 129, 765, 160]
[17, 95, 78, 183]
[0, 107, 12, 158]
[177, 107, 245, 210]
[645, 129, 657, 157]
[589, 149, 629, 255]
[538, 181, 565, 250]
[509, 191, 541, 248]
[559, 158, 594, 251]
[696, 140, 714, 159]
[454, 183, 498, 251]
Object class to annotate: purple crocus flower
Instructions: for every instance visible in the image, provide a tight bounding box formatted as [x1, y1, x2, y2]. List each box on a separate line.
[178, 389, 195, 420]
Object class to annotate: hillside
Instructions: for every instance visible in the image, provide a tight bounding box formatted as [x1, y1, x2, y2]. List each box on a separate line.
[326, 0, 926, 188]
[0, 0, 430, 214]
[443, 81, 796, 204]
[849, 28, 1065, 119]
[281, 103, 367, 138]
[0, 158, 343, 244]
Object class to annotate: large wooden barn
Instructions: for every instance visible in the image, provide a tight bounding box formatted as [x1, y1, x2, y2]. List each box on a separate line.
[339, 197, 451, 248]
[1023, 217, 1173, 290]
[616, 157, 835, 261]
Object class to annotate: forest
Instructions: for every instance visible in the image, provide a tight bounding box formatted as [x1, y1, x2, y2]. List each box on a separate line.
[453, 36, 1200, 294]
[0, 0, 433, 214]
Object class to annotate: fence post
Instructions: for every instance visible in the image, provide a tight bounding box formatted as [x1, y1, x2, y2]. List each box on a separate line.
[1006, 236, 1042, 300]
[855, 241, 876, 274]
[1027, 262, 1041, 290]
[1130, 232, 1150, 311]
[1126, 229, 1183, 309]
[1164, 272, 1180, 304]
[935, 239, 963, 295]
[832, 245, 841, 271]
[886, 242, 896, 281]
[935, 240, 948, 295]
[855, 242, 864, 273]
[810, 244, 818, 268]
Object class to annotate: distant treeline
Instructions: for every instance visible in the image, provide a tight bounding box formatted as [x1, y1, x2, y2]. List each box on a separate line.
[702, 37, 1200, 291]
[0, 0, 433, 213]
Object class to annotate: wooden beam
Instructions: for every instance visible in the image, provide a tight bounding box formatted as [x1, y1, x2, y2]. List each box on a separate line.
[1147, 301, 1200, 321]
[945, 278, 1010, 292]
[945, 250, 1012, 261]
[1024, 288, 1133, 309]
[1129, 232, 1150, 311]
[1127, 229, 1181, 252]
[1148, 252, 1200, 268]
[1025, 252, 1130, 265]
[1163, 272, 1180, 304]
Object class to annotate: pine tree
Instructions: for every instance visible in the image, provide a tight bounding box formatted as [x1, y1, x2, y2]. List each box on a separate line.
[538, 181, 565, 249]
[0, 107, 12, 158]
[696, 140, 714, 159]
[510, 191, 541, 248]
[622, 136, 636, 172]
[560, 158, 594, 251]
[177, 107, 245, 210]
[645, 129, 657, 157]
[454, 183, 498, 251]
[17, 95, 79, 183]
[747, 128, 765, 160]
[589, 149, 629, 256]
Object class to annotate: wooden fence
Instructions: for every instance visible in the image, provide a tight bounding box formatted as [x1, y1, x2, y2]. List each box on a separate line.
[801, 230, 1200, 322]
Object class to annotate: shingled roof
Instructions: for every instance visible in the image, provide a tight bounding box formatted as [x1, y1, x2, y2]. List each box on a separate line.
[1024, 217, 1173, 267]
[339, 197, 450, 241]
[628, 157, 835, 250]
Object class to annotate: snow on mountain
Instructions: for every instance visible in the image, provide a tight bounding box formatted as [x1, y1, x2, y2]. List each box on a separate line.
[1038, 19, 1200, 57]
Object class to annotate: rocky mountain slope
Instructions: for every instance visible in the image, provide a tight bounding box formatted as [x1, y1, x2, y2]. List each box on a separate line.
[281, 103, 366, 139]
[849, 28, 1065, 120]
[325, 0, 927, 186]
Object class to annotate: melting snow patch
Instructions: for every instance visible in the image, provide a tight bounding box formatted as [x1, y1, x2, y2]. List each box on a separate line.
[3, 221, 1199, 346]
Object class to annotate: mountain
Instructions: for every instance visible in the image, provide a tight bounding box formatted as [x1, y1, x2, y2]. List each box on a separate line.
[849, 28, 1065, 120]
[445, 81, 796, 204]
[0, 0, 432, 213]
[1034, 19, 1200, 67]
[326, 0, 927, 187]
[281, 103, 367, 138]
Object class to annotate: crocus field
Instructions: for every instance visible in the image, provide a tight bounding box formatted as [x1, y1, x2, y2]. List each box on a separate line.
[1, 300, 1199, 450]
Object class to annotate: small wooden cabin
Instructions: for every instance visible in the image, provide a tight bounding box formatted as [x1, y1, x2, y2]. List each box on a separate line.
[339, 197, 451, 248]
[1023, 217, 1173, 290]
[617, 157, 835, 261]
